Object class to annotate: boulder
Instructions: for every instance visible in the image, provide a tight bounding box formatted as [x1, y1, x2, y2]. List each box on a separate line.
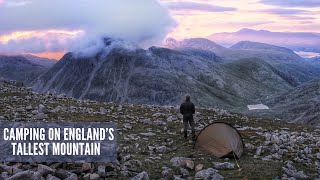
[170, 157, 191, 167]
[7, 171, 42, 180]
[131, 171, 149, 180]
[34, 113, 48, 120]
[213, 162, 235, 170]
[46, 174, 61, 180]
[195, 168, 223, 180]
[195, 164, 204, 172]
[38, 164, 55, 176]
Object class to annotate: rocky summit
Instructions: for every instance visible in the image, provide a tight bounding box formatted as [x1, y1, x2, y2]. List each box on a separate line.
[1, 79, 320, 179]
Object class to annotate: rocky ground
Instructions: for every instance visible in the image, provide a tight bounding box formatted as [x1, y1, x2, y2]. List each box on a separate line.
[0, 79, 319, 180]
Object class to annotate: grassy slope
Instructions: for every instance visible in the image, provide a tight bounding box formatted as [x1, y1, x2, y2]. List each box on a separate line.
[0, 86, 318, 179]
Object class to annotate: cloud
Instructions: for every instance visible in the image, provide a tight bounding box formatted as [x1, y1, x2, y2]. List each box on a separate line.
[208, 21, 273, 28]
[0, 0, 176, 56]
[164, 2, 237, 12]
[261, 8, 311, 15]
[260, 0, 320, 7]
[0, 31, 81, 54]
[4, 0, 30, 7]
[281, 15, 317, 20]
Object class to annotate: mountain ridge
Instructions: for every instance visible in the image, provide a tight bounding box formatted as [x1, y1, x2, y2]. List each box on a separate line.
[208, 28, 320, 53]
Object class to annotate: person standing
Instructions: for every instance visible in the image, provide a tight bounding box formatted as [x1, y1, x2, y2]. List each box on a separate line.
[180, 95, 195, 139]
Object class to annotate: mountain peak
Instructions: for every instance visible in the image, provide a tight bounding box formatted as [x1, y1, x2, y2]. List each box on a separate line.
[208, 29, 320, 55]
[230, 41, 302, 62]
[231, 40, 291, 51]
[237, 28, 271, 33]
[237, 28, 255, 33]
[164, 38, 225, 51]
[72, 37, 139, 59]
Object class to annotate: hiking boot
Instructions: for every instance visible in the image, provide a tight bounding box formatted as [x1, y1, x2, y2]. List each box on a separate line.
[184, 131, 188, 139]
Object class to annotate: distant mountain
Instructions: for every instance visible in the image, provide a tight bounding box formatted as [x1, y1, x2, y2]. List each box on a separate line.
[231, 41, 302, 62]
[165, 38, 226, 51]
[264, 80, 320, 125]
[231, 41, 298, 55]
[23, 54, 57, 68]
[164, 38, 224, 63]
[0, 55, 47, 84]
[32, 38, 296, 109]
[208, 28, 320, 53]
[166, 38, 302, 63]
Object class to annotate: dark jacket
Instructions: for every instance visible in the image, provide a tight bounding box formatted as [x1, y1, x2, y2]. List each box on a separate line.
[180, 100, 195, 120]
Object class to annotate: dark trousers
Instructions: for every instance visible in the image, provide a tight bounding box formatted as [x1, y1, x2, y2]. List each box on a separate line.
[183, 117, 195, 136]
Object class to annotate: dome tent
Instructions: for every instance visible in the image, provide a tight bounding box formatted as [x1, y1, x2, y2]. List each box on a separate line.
[194, 122, 244, 159]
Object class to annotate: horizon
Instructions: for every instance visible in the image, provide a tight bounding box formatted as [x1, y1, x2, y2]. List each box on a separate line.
[0, 0, 319, 59]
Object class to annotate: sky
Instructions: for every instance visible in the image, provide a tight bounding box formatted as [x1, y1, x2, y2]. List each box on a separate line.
[0, 0, 319, 59]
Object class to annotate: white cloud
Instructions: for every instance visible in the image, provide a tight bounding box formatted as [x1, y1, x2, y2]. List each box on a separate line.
[0, 0, 176, 55]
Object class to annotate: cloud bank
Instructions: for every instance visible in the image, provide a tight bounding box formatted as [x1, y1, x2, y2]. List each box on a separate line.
[261, 8, 311, 15]
[0, 0, 176, 57]
[260, 0, 320, 7]
[165, 2, 237, 12]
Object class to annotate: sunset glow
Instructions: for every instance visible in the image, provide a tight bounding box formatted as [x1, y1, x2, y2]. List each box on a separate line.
[0, 0, 319, 59]
[30, 51, 65, 60]
[162, 0, 320, 39]
[0, 30, 83, 43]
[0, 31, 35, 43]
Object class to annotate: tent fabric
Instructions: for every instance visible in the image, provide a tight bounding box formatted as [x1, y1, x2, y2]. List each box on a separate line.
[194, 122, 244, 159]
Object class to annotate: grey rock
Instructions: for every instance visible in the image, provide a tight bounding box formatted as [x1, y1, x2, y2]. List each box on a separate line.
[170, 157, 191, 167]
[194, 168, 223, 180]
[46, 174, 61, 180]
[34, 113, 48, 120]
[245, 143, 255, 151]
[124, 159, 142, 172]
[123, 123, 133, 130]
[39, 104, 49, 114]
[131, 171, 149, 180]
[51, 106, 62, 113]
[155, 146, 168, 153]
[97, 165, 106, 177]
[83, 173, 99, 180]
[282, 161, 309, 179]
[161, 166, 172, 178]
[303, 147, 311, 154]
[7, 171, 42, 180]
[256, 146, 263, 156]
[195, 164, 204, 172]
[38, 164, 55, 176]
[0, 165, 22, 175]
[0, 172, 9, 180]
[55, 169, 78, 180]
[213, 162, 235, 170]
[81, 163, 92, 172]
[26, 105, 33, 111]
[173, 175, 185, 180]
[180, 168, 189, 177]
[100, 107, 109, 114]
[139, 132, 156, 137]
[282, 167, 308, 179]
[185, 159, 194, 170]
[31, 110, 39, 115]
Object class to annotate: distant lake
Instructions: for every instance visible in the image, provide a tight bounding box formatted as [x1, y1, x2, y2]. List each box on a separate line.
[295, 51, 320, 58]
[247, 104, 269, 110]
